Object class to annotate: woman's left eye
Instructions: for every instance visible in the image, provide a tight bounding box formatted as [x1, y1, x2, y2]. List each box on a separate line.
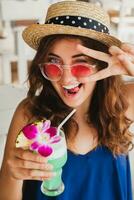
[47, 57, 61, 64]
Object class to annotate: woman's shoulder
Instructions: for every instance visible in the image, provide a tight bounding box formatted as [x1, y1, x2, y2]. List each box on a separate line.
[91, 146, 130, 169]
[12, 98, 32, 125]
[7, 98, 33, 139]
[1, 99, 34, 169]
[93, 146, 130, 176]
[101, 146, 131, 173]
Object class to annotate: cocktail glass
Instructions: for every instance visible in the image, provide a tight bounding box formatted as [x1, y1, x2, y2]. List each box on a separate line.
[41, 130, 67, 196]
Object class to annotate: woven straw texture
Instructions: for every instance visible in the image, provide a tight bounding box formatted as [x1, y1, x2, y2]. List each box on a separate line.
[22, 1, 122, 50]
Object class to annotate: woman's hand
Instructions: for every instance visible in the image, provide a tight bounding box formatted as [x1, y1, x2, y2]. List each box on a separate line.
[77, 43, 134, 82]
[7, 147, 55, 181]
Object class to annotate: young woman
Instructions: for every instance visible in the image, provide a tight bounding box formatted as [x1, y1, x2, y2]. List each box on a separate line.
[0, 1, 134, 200]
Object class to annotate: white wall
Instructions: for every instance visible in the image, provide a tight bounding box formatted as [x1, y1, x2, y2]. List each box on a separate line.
[0, 85, 27, 167]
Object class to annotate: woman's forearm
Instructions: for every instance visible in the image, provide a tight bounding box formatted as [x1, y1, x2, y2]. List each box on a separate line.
[0, 172, 23, 200]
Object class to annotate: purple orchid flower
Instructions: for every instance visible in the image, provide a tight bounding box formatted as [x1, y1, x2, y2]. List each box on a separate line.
[22, 120, 61, 157]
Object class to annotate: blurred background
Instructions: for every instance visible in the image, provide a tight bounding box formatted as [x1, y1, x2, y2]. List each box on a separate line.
[0, 0, 134, 197]
[0, 0, 134, 86]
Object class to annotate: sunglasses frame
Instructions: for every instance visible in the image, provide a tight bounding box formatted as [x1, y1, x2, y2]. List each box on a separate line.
[39, 62, 96, 82]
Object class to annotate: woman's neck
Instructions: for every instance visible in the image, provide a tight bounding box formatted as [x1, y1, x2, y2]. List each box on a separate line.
[74, 98, 90, 124]
[67, 101, 98, 155]
[67, 123, 98, 155]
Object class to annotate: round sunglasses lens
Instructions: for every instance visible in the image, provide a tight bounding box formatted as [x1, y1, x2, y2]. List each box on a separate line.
[71, 64, 92, 77]
[43, 64, 62, 80]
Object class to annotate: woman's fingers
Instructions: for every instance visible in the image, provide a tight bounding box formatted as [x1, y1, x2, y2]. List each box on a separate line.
[109, 45, 134, 76]
[28, 169, 55, 178]
[77, 44, 110, 62]
[109, 45, 134, 63]
[109, 46, 124, 56]
[78, 58, 127, 82]
[9, 157, 53, 171]
[11, 167, 55, 180]
[78, 68, 112, 82]
[8, 148, 55, 181]
[118, 54, 134, 76]
[121, 43, 134, 55]
[15, 148, 48, 163]
[77, 43, 134, 80]
[109, 43, 134, 61]
[80, 68, 112, 82]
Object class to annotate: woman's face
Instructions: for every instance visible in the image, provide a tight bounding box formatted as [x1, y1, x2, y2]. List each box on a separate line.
[44, 38, 97, 108]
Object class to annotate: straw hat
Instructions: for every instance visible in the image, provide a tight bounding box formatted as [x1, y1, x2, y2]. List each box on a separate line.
[22, 1, 121, 50]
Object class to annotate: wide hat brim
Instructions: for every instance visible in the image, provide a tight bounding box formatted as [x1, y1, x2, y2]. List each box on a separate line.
[22, 23, 122, 50]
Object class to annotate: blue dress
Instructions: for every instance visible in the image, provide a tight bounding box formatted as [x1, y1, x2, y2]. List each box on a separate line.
[22, 146, 132, 200]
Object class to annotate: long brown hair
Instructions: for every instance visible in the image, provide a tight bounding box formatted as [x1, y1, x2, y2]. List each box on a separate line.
[26, 34, 133, 155]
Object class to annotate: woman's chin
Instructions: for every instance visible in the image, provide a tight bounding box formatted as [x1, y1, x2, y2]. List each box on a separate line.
[62, 98, 84, 108]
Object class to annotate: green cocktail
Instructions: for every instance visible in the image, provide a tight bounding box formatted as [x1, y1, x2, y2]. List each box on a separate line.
[16, 109, 76, 196]
[41, 130, 67, 196]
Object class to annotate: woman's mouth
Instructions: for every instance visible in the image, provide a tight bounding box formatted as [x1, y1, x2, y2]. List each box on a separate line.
[62, 83, 83, 96]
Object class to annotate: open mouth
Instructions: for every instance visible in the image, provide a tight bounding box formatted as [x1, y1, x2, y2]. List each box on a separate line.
[63, 83, 83, 95]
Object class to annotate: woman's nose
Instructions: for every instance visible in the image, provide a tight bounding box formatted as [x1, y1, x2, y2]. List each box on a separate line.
[60, 67, 76, 83]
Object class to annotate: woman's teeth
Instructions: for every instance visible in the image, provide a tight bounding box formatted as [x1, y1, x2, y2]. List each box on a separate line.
[63, 83, 80, 90]
[63, 83, 82, 94]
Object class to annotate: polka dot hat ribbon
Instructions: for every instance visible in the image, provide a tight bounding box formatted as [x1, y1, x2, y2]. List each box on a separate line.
[46, 15, 110, 34]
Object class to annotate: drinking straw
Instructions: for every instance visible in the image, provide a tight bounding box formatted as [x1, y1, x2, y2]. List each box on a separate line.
[57, 109, 76, 135]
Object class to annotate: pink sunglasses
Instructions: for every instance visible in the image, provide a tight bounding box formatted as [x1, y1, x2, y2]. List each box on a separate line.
[39, 62, 96, 81]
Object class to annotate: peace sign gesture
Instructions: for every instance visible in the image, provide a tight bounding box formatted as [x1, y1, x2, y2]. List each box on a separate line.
[77, 43, 134, 82]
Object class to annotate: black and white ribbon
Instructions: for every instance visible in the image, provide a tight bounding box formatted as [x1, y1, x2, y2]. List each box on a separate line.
[46, 15, 110, 34]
